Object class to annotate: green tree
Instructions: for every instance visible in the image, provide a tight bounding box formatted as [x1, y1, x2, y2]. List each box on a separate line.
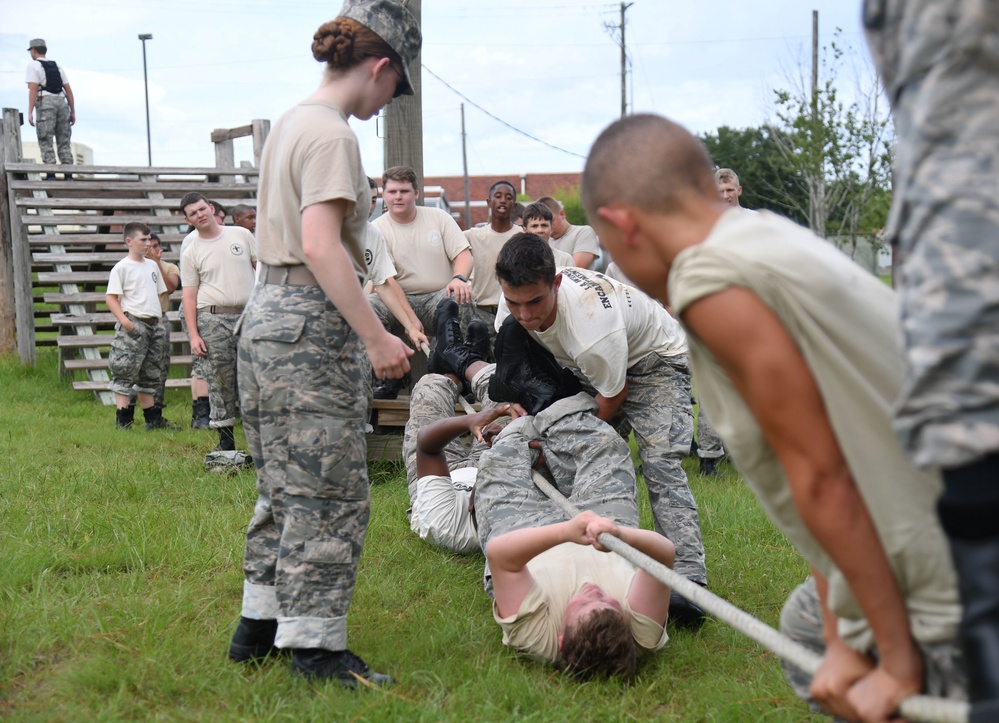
[768, 33, 893, 257]
[698, 125, 809, 225]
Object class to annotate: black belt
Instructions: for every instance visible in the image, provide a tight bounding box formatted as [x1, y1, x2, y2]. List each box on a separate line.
[261, 263, 318, 286]
[125, 311, 160, 322]
[203, 305, 244, 314]
[476, 305, 498, 313]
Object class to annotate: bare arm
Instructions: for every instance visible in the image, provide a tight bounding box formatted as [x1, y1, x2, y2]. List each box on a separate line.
[446, 248, 474, 303]
[416, 404, 512, 479]
[374, 276, 428, 349]
[27, 83, 39, 126]
[301, 200, 412, 378]
[594, 382, 628, 422]
[182, 285, 206, 356]
[572, 251, 596, 269]
[681, 287, 922, 718]
[63, 83, 75, 125]
[105, 295, 132, 331]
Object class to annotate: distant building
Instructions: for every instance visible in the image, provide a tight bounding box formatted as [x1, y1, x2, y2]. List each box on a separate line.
[21, 141, 93, 166]
[424, 173, 582, 229]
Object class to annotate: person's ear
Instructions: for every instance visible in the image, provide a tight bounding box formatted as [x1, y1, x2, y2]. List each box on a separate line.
[597, 206, 639, 245]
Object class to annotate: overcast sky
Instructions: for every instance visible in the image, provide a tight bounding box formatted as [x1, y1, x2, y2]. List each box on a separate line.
[0, 0, 873, 179]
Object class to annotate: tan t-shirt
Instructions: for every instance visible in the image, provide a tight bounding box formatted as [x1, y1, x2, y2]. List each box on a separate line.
[373, 206, 470, 294]
[463, 224, 520, 306]
[495, 267, 687, 397]
[107, 257, 167, 319]
[493, 542, 669, 663]
[180, 226, 257, 308]
[552, 224, 601, 265]
[255, 100, 369, 282]
[158, 261, 179, 313]
[668, 209, 960, 650]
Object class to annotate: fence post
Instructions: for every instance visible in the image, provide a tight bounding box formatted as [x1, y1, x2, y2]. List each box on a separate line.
[0, 108, 34, 364]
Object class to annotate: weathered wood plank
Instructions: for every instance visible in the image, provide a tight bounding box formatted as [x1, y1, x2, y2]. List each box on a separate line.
[6, 162, 259, 176]
[56, 331, 189, 348]
[43, 290, 182, 304]
[18, 197, 257, 210]
[64, 355, 192, 371]
[72, 378, 192, 391]
[51, 311, 181, 325]
[11, 180, 258, 193]
[37, 272, 116, 283]
[32, 252, 179, 264]
[28, 232, 185, 245]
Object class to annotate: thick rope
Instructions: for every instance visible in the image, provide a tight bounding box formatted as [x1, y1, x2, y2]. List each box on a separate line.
[528, 470, 970, 723]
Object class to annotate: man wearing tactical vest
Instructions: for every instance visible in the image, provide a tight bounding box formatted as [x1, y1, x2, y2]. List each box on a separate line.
[25, 38, 76, 175]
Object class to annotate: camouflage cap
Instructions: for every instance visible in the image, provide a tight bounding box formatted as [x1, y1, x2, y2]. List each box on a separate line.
[27, 38, 46, 50]
[339, 0, 421, 97]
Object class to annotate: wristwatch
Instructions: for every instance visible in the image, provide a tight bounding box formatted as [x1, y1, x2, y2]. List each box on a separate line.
[452, 274, 469, 283]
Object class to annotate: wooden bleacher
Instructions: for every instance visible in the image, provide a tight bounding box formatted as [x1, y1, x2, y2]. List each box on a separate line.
[0, 114, 433, 460]
[6, 162, 259, 404]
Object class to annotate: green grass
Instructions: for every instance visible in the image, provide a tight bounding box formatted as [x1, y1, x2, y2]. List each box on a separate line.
[0, 349, 821, 721]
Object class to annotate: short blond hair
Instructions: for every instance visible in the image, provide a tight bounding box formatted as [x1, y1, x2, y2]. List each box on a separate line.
[714, 168, 739, 186]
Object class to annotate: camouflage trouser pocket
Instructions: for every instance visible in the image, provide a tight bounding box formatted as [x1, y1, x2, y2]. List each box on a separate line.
[283, 419, 367, 501]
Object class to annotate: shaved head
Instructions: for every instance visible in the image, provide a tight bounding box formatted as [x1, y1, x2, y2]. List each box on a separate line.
[582, 114, 717, 219]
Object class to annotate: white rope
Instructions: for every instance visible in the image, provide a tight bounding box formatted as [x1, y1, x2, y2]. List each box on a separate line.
[528, 470, 970, 723]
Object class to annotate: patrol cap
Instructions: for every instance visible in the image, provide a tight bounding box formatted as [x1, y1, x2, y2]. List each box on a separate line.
[28, 38, 46, 50]
[338, 0, 421, 97]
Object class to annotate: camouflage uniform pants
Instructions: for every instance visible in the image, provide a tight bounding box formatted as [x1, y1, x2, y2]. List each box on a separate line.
[196, 310, 240, 428]
[108, 314, 167, 396]
[128, 316, 171, 408]
[34, 94, 73, 166]
[779, 577, 967, 713]
[475, 392, 639, 594]
[694, 393, 725, 460]
[865, 0, 999, 468]
[403, 365, 495, 503]
[236, 283, 370, 651]
[369, 288, 452, 338]
[178, 301, 208, 381]
[610, 352, 707, 585]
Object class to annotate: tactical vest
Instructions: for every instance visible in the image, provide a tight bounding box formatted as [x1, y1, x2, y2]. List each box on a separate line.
[38, 60, 64, 95]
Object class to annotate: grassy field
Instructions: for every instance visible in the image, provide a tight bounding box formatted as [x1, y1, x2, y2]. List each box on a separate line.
[0, 349, 822, 722]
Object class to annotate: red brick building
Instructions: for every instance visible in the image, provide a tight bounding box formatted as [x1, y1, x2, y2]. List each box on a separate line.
[424, 172, 582, 230]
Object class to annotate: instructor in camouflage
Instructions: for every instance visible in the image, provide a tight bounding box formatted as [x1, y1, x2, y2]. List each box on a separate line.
[865, 2, 999, 719]
[25, 38, 75, 172]
[228, 0, 419, 688]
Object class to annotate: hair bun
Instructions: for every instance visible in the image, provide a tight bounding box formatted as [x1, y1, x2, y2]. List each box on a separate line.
[312, 18, 355, 64]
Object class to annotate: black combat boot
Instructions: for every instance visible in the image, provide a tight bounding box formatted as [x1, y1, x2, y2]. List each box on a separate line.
[215, 426, 236, 452]
[143, 404, 180, 430]
[291, 648, 394, 688]
[372, 373, 411, 400]
[116, 405, 135, 429]
[191, 397, 211, 429]
[428, 298, 485, 389]
[465, 318, 492, 363]
[228, 617, 282, 663]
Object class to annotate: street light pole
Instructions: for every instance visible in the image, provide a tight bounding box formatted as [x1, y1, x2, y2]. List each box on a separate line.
[138, 34, 153, 166]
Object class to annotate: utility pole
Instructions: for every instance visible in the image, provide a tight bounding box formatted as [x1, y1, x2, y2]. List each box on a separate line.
[620, 2, 632, 118]
[138, 34, 153, 166]
[460, 103, 471, 229]
[605, 3, 634, 119]
[383, 0, 424, 203]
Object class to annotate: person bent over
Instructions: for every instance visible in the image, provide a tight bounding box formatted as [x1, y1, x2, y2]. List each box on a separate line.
[582, 112, 965, 721]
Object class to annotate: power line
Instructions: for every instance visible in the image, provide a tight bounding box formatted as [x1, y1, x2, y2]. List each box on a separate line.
[423, 65, 586, 159]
